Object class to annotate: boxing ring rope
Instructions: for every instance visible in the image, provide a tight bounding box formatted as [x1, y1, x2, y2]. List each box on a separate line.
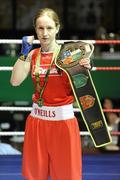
[1, 39, 95, 44]
[94, 40, 120, 44]
[0, 39, 120, 44]
[0, 131, 120, 137]
[1, 39, 120, 71]
[0, 106, 119, 137]
[0, 67, 13, 71]
[1, 67, 120, 71]
[0, 106, 120, 113]
[0, 130, 120, 136]
[92, 67, 120, 71]
[0, 39, 120, 138]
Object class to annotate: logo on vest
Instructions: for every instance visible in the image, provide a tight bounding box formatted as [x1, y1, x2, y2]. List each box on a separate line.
[32, 65, 60, 77]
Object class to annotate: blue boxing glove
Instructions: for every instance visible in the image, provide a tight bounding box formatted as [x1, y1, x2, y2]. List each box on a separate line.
[19, 35, 34, 61]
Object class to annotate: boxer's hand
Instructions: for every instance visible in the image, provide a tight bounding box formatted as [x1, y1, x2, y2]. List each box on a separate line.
[19, 35, 34, 61]
[79, 58, 91, 69]
[21, 36, 34, 56]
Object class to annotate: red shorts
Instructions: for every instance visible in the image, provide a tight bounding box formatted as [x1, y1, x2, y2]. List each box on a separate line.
[22, 115, 82, 180]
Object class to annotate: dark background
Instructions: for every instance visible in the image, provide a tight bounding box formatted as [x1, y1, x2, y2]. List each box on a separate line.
[0, 0, 120, 40]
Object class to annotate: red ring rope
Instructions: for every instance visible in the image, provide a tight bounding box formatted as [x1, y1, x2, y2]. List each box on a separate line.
[94, 67, 120, 71]
[111, 132, 120, 136]
[95, 40, 120, 44]
[103, 109, 120, 113]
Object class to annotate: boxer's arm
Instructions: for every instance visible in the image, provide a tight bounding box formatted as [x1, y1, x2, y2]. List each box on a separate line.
[10, 36, 34, 86]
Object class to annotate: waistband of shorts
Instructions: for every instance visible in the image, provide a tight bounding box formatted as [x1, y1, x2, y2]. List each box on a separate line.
[30, 103, 74, 121]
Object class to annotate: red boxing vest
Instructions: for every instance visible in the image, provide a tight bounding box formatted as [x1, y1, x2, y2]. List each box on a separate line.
[31, 48, 74, 106]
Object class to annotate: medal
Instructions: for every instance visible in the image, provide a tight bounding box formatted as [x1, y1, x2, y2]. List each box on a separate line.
[38, 98, 44, 107]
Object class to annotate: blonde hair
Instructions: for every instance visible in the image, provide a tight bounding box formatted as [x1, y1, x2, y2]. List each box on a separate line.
[33, 8, 60, 28]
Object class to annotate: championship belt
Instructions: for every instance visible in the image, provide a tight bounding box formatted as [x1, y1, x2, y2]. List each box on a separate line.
[55, 41, 112, 147]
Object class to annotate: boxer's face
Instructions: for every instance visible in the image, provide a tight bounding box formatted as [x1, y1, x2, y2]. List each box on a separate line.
[35, 15, 59, 51]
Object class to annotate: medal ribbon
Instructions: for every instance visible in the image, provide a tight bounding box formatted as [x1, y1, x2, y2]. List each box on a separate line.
[35, 44, 61, 107]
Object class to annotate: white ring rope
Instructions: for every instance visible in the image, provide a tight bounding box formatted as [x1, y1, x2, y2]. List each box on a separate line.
[0, 67, 13, 71]
[0, 106, 80, 112]
[0, 67, 105, 72]
[0, 39, 96, 44]
[0, 132, 25, 136]
[1, 66, 120, 72]
[1, 39, 120, 44]
[0, 106, 32, 111]
[0, 131, 92, 136]
[0, 106, 112, 136]
[1, 106, 120, 113]
[0, 129, 113, 136]
[0, 39, 118, 72]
